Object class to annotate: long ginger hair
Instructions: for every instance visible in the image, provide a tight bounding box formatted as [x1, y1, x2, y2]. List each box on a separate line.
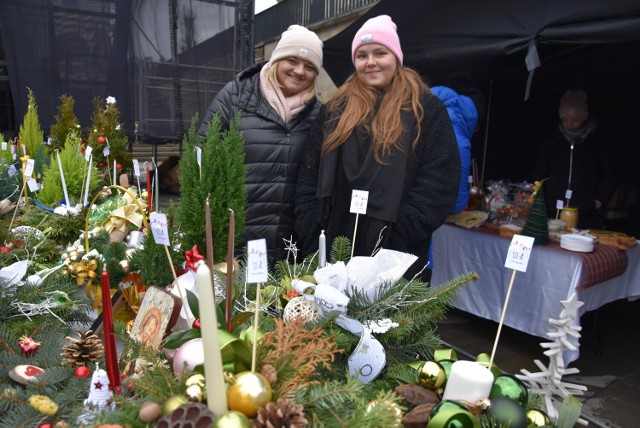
[323, 66, 430, 163]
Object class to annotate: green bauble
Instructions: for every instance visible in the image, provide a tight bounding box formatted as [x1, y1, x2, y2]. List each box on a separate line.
[489, 375, 528, 406]
[439, 359, 455, 380]
[212, 410, 252, 428]
[485, 397, 526, 428]
[162, 394, 189, 415]
[526, 409, 552, 426]
[418, 361, 446, 390]
[428, 400, 480, 428]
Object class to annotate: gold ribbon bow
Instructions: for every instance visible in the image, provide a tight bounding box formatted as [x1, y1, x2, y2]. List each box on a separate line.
[102, 204, 143, 234]
[72, 259, 98, 287]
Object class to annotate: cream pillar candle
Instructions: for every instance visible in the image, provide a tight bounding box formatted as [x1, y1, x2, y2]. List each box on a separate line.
[442, 360, 494, 404]
[195, 260, 228, 416]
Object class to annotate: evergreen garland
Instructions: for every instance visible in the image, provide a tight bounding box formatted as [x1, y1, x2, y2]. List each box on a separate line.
[49, 94, 80, 153]
[176, 114, 246, 263]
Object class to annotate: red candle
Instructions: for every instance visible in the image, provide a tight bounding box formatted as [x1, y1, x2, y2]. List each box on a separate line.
[225, 209, 235, 332]
[101, 267, 120, 390]
[146, 163, 152, 214]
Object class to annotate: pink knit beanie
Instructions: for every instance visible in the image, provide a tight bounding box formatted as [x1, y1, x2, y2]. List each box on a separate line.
[270, 25, 323, 72]
[351, 15, 403, 65]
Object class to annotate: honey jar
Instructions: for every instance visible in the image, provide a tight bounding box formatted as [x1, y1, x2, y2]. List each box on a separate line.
[560, 207, 579, 229]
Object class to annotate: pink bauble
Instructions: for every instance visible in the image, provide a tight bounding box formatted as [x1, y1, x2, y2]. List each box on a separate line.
[172, 338, 204, 375]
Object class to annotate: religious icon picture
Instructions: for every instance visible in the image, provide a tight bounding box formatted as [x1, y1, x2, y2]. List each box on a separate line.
[130, 286, 181, 349]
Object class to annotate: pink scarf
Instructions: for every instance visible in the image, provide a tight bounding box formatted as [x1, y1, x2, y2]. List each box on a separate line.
[260, 63, 308, 123]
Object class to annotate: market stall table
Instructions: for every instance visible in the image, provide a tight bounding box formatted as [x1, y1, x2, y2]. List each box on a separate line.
[431, 224, 640, 364]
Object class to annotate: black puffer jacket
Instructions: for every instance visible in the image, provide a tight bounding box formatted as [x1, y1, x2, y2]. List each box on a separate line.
[199, 62, 323, 263]
[295, 92, 460, 281]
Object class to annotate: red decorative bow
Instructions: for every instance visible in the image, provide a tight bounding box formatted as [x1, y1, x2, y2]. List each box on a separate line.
[184, 245, 205, 271]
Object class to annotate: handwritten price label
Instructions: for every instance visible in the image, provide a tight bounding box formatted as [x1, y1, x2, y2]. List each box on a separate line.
[247, 239, 268, 283]
[24, 159, 35, 177]
[84, 146, 93, 161]
[27, 179, 40, 192]
[150, 212, 171, 246]
[504, 234, 534, 272]
[1, 142, 6, 151]
[350, 189, 369, 215]
[565, 189, 573, 200]
[133, 159, 140, 177]
[556, 199, 564, 210]
[103, 146, 110, 157]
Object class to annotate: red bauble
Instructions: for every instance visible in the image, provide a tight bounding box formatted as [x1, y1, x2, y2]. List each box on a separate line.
[75, 366, 90, 378]
[192, 318, 201, 328]
[97, 135, 107, 144]
[39, 424, 53, 428]
[116, 163, 123, 170]
[0, 246, 9, 253]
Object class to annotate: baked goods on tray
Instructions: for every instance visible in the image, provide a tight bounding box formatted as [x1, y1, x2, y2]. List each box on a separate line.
[589, 229, 638, 250]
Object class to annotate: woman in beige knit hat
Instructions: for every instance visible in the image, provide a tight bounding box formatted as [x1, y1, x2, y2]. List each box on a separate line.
[199, 25, 324, 265]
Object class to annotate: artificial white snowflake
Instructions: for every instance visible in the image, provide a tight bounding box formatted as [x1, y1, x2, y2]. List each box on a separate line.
[106, 96, 116, 104]
[364, 318, 399, 334]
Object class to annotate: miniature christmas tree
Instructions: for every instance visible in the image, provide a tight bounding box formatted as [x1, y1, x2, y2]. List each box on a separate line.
[37, 132, 100, 207]
[86, 96, 132, 178]
[18, 88, 46, 164]
[49, 94, 80, 152]
[175, 114, 246, 262]
[516, 292, 587, 424]
[522, 181, 550, 245]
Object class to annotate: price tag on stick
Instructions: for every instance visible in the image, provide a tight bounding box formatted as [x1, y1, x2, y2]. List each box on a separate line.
[247, 239, 268, 283]
[150, 212, 171, 246]
[133, 159, 140, 177]
[350, 189, 369, 214]
[504, 234, 534, 272]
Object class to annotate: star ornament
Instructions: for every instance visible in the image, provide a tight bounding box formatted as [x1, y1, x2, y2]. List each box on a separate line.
[94, 381, 103, 390]
[560, 293, 584, 318]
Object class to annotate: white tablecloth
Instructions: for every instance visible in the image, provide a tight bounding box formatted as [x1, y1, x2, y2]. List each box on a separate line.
[431, 224, 640, 364]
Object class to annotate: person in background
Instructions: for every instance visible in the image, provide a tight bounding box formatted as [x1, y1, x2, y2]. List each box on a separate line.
[295, 15, 460, 282]
[199, 25, 324, 264]
[431, 85, 478, 212]
[426, 84, 478, 278]
[532, 89, 618, 229]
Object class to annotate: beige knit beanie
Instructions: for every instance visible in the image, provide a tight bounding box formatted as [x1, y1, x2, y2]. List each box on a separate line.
[269, 25, 323, 71]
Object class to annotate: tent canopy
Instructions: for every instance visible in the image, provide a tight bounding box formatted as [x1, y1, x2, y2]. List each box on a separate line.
[323, 0, 640, 183]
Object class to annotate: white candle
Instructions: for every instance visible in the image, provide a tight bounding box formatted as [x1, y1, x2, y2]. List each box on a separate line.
[113, 160, 117, 186]
[442, 360, 494, 404]
[56, 150, 71, 206]
[196, 261, 228, 415]
[84, 154, 92, 206]
[318, 230, 326, 268]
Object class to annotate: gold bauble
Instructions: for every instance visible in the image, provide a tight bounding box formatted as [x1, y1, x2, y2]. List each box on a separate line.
[226, 371, 273, 418]
[162, 394, 189, 415]
[417, 360, 446, 390]
[526, 409, 551, 426]
[185, 384, 204, 402]
[212, 410, 252, 428]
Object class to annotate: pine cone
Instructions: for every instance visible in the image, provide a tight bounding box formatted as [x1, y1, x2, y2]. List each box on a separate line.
[60, 330, 104, 367]
[254, 398, 308, 428]
[260, 364, 278, 386]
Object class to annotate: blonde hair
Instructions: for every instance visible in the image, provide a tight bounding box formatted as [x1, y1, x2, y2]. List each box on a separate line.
[323, 66, 429, 163]
[263, 58, 319, 104]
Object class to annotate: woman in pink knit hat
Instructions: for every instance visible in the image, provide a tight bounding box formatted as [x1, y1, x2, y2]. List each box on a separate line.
[295, 15, 460, 283]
